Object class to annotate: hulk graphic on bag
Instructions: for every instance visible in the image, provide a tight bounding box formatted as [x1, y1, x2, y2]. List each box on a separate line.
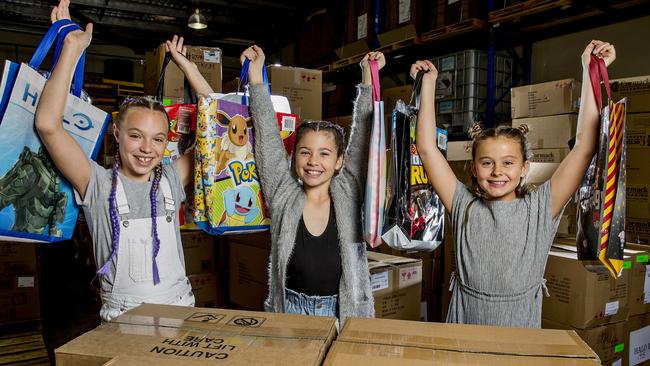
[0, 146, 67, 236]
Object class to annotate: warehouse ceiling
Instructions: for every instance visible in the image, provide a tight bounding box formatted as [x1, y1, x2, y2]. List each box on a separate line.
[0, 0, 329, 55]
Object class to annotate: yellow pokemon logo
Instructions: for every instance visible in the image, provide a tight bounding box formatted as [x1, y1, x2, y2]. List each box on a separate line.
[228, 160, 259, 186]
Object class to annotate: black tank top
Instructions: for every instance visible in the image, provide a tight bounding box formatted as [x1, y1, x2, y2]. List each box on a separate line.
[286, 202, 342, 296]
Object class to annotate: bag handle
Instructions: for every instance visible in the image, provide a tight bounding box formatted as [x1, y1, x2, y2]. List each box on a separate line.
[369, 60, 381, 102]
[409, 70, 425, 108]
[589, 54, 611, 111]
[238, 58, 270, 106]
[51, 23, 85, 98]
[155, 53, 197, 104]
[28, 19, 74, 69]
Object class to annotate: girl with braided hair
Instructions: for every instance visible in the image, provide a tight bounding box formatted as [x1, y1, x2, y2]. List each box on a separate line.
[35, 0, 195, 321]
[410, 39, 616, 328]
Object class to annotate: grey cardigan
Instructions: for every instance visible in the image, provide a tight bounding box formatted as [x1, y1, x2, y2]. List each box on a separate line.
[248, 83, 375, 325]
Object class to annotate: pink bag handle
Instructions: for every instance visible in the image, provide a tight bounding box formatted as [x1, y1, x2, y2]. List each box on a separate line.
[369, 60, 381, 102]
[589, 54, 611, 111]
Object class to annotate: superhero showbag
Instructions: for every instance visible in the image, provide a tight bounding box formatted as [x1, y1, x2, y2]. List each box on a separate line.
[576, 55, 627, 278]
[0, 21, 110, 242]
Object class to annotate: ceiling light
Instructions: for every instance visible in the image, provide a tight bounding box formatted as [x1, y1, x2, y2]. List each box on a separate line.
[188, 8, 207, 30]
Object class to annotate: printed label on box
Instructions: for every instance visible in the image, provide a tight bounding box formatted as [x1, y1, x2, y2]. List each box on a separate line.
[630, 325, 650, 365]
[612, 358, 622, 366]
[398, 0, 411, 24]
[605, 300, 619, 316]
[203, 50, 220, 63]
[643, 265, 650, 304]
[399, 266, 421, 288]
[371, 271, 389, 292]
[357, 13, 367, 39]
[17, 276, 34, 288]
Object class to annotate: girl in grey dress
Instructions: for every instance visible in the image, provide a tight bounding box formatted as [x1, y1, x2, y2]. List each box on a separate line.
[410, 40, 616, 328]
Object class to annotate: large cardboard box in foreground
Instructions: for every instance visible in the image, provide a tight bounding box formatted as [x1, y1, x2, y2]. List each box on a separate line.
[367, 251, 422, 321]
[145, 44, 222, 98]
[511, 79, 581, 119]
[543, 245, 630, 329]
[324, 317, 600, 365]
[56, 304, 336, 365]
[268, 66, 322, 121]
[512, 114, 577, 149]
[543, 318, 627, 366]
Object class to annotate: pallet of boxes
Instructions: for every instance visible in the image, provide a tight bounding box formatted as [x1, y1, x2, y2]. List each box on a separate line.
[615, 75, 650, 366]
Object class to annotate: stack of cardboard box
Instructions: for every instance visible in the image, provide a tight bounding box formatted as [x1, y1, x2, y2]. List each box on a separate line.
[542, 243, 631, 366]
[227, 232, 272, 311]
[0, 242, 40, 325]
[181, 231, 226, 308]
[613, 76, 650, 244]
[511, 79, 582, 236]
[144, 44, 222, 101]
[623, 243, 650, 366]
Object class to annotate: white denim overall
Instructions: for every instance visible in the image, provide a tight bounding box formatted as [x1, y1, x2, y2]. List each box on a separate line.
[100, 176, 194, 322]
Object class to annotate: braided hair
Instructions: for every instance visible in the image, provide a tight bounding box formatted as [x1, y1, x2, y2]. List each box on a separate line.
[96, 96, 168, 285]
[467, 122, 532, 198]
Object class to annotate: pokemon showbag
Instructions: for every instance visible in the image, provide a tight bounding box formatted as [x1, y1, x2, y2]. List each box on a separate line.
[0, 20, 110, 242]
[576, 55, 627, 278]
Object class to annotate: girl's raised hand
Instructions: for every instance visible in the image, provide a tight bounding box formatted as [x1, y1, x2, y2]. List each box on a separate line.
[165, 35, 190, 68]
[360, 51, 385, 85]
[240, 45, 265, 85]
[582, 40, 616, 69]
[410, 60, 437, 84]
[50, 0, 71, 22]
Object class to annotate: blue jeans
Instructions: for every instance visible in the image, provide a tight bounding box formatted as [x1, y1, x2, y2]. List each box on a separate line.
[285, 288, 338, 318]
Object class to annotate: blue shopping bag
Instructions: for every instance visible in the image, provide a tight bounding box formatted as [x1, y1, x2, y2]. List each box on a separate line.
[0, 20, 110, 242]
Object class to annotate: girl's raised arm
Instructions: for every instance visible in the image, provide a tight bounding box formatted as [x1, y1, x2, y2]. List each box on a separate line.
[550, 41, 616, 217]
[35, 0, 93, 198]
[413, 61, 457, 212]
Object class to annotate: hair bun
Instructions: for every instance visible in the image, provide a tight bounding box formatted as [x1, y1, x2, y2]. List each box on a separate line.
[516, 124, 530, 135]
[468, 122, 484, 140]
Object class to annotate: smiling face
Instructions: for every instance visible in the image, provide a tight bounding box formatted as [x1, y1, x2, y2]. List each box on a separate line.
[294, 130, 343, 190]
[114, 107, 169, 182]
[228, 116, 249, 147]
[471, 136, 529, 201]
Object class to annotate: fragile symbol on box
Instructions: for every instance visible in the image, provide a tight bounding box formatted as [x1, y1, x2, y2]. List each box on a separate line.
[187, 312, 225, 323]
[228, 316, 266, 328]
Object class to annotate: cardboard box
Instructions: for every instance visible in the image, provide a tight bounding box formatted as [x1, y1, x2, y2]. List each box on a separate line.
[55, 304, 336, 365]
[627, 312, 650, 366]
[227, 232, 271, 250]
[543, 319, 626, 366]
[512, 114, 577, 149]
[181, 231, 215, 275]
[228, 242, 269, 310]
[324, 317, 600, 365]
[629, 127, 650, 149]
[543, 245, 630, 329]
[0, 242, 40, 324]
[268, 66, 322, 121]
[531, 148, 570, 163]
[188, 272, 225, 308]
[511, 79, 581, 118]
[628, 184, 650, 220]
[145, 44, 222, 97]
[447, 140, 473, 161]
[627, 217, 650, 244]
[628, 149, 650, 185]
[625, 244, 650, 316]
[628, 113, 650, 129]
[367, 251, 422, 321]
[611, 75, 650, 113]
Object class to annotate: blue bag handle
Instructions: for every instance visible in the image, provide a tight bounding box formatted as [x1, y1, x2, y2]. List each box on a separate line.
[28, 19, 74, 69]
[237, 58, 270, 106]
[51, 23, 85, 97]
